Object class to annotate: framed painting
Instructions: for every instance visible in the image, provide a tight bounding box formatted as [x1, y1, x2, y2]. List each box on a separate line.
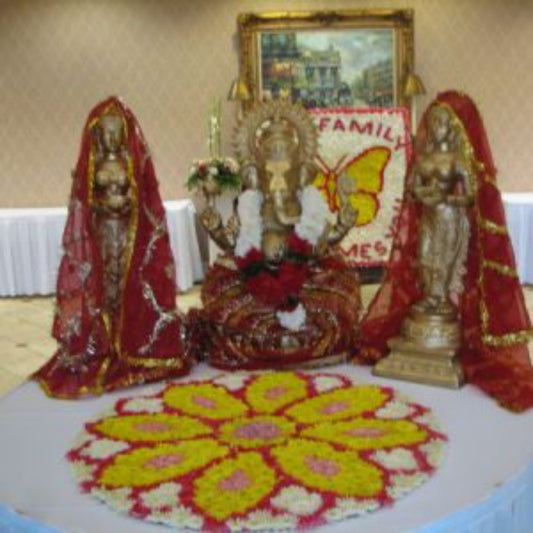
[237, 9, 414, 110]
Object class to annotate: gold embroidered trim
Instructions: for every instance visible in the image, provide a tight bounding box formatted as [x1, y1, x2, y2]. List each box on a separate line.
[36, 359, 183, 399]
[436, 103, 529, 348]
[122, 353, 185, 369]
[483, 260, 518, 278]
[482, 330, 533, 347]
[87, 149, 95, 206]
[479, 217, 507, 235]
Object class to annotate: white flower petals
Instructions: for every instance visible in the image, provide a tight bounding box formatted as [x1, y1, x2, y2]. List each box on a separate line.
[271, 486, 323, 516]
[235, 190, 263, 258]
[276, 303, 306, 331]
[295, 186, 330, 245]
[388, 472, 429, 499]
[228, 510, 296, 531]
[375, 400, 415, 419]
[71, 460, 97, 483]
[313, 375, 345, 393]
[80, 438, 129, 460]
[121, 397, 163, 413]
[420, 440, 446, 468]
[140, 482, 182, 511]
[325, 498, 380, 521]
[151, 507, 203, 529]
[213, 373, 250, 391]
[91, 487, 134, 513]
[372, 448, 418, 470]
[414, 412, 445, 432]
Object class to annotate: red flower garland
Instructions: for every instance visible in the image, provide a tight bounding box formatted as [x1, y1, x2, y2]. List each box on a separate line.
[236, 233, 314, 311]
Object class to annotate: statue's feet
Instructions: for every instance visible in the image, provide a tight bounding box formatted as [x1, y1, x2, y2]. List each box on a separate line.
[434, 300, 455, 316]
[412, 297, 437, 313]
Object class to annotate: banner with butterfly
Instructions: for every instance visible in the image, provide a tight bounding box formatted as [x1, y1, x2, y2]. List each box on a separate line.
[312, 108, 411, 267]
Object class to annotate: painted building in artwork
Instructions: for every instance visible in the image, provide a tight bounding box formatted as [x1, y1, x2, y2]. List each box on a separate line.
[293, 46, 342, 106]
[261, 33, 347, 106]
[261, 32, 392, 107]
[260, 33, 300, 99]
[358, 60, 394, 107]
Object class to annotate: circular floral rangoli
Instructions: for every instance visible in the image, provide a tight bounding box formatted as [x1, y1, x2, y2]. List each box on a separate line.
[68, 371, 447, 530]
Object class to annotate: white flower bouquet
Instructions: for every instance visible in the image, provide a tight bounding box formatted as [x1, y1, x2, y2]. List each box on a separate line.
[186, 157, 241, 194]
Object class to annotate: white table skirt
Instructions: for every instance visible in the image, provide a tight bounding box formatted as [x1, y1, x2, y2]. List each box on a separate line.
[0, 200, 204, 296]
[1, 193, 530, 295]
[503, 193, 533, 284]
[0, 364, 531, 533]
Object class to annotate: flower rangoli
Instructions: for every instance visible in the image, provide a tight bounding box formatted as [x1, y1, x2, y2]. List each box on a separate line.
[68, 371, 447, 530]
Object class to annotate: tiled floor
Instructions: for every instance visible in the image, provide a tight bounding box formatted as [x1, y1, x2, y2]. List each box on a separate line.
[0, 285, 531, 397]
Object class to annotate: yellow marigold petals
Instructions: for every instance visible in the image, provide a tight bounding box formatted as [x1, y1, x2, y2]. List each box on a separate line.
[163, 383, 249, 420]
[193, 452, 276, 520]
[244, 372, 308, 414]
[219, 415, 296, 449]
[93, 413, 212, 442]
[98, 439, 228, 488]
[301, 418, 428, 450]
[272, 438, 383, 498]
[285, 385, 386, 423]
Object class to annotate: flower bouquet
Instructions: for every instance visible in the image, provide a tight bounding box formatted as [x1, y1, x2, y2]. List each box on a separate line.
[186, 157, 242, 196]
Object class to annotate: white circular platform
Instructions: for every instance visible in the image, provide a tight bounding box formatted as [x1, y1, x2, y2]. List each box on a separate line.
[0, 364, 531, 532]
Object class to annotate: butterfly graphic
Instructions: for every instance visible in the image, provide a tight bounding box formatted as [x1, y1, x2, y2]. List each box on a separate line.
[314, 146, 391, 227]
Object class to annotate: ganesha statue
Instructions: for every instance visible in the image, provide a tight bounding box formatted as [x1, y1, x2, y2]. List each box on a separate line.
[194, 100, 361, 369]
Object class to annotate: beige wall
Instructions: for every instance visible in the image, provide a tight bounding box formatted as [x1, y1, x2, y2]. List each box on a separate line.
[0, 0, 532, 207]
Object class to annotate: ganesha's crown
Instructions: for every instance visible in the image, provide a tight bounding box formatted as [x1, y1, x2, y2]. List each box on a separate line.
[233, 100, 317, 167]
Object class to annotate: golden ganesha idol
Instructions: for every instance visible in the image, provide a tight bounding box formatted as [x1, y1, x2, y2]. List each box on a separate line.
[192, 101, 362, 369]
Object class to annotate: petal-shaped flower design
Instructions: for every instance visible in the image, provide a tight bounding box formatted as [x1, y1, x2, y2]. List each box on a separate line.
[375, 399, 415, 419]
[228, 510, 296, 531]
[324, 497, 380, 521]
[244, 372, 308, 414]
[301, 418, 428, 451]
[69, 372, 447, 530]
[193, 452, 276, 521]
[371, 448, 418, 471]
[271, 438, 383, 498]
[91, 487, 133, 513]
[271, 485, 323, 516]
[313, 374, 346, 393]
[163, 383, 249, 420]
[93, 413, 212, 443]
[285, 385, 387, 423]
[98, 439, 228, 488]
[213, 372, 250, 391]
[219, 415, 295, 449]
[140, 482, 182, 511]
[120, 397, 163, 414]
[79, 438, 129, 460]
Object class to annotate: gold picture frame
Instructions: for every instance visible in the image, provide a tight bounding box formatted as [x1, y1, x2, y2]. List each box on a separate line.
[237, 9, 415, 110]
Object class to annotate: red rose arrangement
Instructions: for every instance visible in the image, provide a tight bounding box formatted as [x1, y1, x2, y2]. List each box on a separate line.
[236, 233, 314, 311]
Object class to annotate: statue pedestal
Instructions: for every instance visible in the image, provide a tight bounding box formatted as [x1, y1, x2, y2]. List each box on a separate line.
[373, 310, 464, 389]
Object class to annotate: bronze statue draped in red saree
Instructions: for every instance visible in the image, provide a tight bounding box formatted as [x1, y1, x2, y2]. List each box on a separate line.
[359, 91, 533, 412]
[35, 97, 190, 398]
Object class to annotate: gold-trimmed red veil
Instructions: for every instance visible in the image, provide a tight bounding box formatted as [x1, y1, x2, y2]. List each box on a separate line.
[359, 90, 533, 412]
[35, 96, 190, 398]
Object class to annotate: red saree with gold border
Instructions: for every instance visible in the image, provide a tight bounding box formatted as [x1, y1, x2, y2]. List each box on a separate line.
[35, 97, 190, 398]
[359, 91, 533, 412]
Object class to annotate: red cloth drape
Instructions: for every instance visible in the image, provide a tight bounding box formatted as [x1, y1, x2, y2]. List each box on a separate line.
[358, 90, 533, 412]
[35, 96, 190, 398]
